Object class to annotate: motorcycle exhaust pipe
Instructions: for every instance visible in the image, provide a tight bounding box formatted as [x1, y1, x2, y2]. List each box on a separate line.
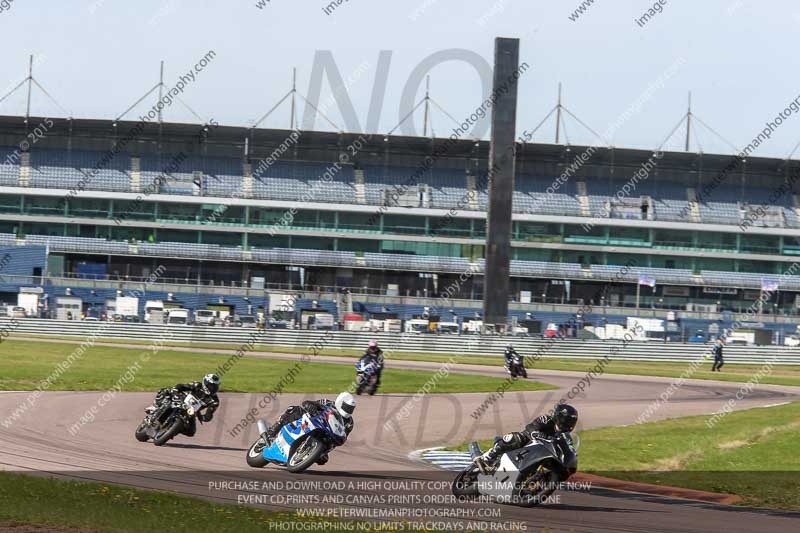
[256, 420, 267, 435]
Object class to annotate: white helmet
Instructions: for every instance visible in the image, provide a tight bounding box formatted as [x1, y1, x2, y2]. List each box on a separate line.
[335, 392, 356, 419]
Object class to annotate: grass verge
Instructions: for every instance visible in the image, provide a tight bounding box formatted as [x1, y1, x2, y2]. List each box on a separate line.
[11, 333, 800, 387]
[450, 401, 800, 511]
[0, 340, 554, 395]
[0, 472, 374, 532]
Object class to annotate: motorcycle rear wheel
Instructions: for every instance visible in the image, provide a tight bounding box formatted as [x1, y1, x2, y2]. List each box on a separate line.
[246, 437, 269, 468]
[134, 421, 150, 442]
[153, 418, 183, 446]
[286, 436, 325, 473]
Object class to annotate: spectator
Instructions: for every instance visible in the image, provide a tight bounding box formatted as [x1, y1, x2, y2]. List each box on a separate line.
[711, 338, 724, 372]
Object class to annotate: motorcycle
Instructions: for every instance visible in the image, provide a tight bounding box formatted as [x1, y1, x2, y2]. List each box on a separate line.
[505, 353, 528, 379]
[354, 355, 379, 395]
[134, 389, 205, 446]
[246, 406, 348, 473]
[452, 432, 579, 507]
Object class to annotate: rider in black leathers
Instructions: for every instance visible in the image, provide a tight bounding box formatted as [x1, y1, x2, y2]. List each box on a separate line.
[504, 344, 520, 367]
[152, 374, 220, 436]
[362, 339, 385, 387]
[474, 403, 578, 473]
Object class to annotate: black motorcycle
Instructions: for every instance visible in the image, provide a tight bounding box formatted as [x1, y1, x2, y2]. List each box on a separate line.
[135, 389, 205, 446]
[505, 353, 528, 379]
[452, 432, 579, 507]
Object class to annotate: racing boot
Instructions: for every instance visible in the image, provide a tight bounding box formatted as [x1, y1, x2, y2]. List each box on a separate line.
[263, 421, 282, 446]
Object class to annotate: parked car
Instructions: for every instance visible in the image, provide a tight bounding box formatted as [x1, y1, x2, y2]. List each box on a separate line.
[238, 315, 257, 328]
[9, 306, 26, 318]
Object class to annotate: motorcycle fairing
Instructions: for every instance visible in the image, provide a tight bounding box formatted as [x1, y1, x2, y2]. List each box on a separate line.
[261, 409, 347, 464]
[476, 441, 564, 503]
[262, 417, 309, 463]
[476, 453, 521, 501]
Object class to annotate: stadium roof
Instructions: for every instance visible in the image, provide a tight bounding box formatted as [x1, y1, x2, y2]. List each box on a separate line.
[0, 114, 793, 178]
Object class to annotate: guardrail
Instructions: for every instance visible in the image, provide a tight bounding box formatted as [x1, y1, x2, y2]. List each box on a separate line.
[2, 318, 798, 365]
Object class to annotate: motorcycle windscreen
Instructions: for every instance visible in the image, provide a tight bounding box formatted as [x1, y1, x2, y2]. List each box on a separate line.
[324, 411, 347, 438]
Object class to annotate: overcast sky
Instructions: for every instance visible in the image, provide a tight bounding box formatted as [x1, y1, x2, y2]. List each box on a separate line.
[0, 0, 796, 158]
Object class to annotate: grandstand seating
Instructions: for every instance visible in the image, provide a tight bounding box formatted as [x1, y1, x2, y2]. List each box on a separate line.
[3, 235, 798, 291]
[2, 144, 795, 230]
[30, 149, 130, 192]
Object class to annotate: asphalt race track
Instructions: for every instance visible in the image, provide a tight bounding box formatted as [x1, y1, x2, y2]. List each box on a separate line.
[1, 357, 800, 532]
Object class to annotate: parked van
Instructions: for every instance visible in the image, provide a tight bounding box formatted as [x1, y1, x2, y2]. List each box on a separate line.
[194, 309, 217, 326]
[166, 308, 190, 325]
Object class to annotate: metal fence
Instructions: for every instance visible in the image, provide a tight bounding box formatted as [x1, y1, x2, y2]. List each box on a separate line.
[2, 318, 798, 365]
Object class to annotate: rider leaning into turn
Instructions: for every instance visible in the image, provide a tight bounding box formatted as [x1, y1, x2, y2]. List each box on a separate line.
[151, 373, 221, 436]
[363, 339, 385, 386]
[264, 392, 357, 446]
[474, 403, 579, 474]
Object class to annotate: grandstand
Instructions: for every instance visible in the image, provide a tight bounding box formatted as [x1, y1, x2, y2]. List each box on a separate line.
[0, 114, 799, 336]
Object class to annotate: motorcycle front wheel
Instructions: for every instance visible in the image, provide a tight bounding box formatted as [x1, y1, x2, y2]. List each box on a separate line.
[451, 464, 480, 498]
[153, 417, 183, 446]
[286, 436, 325, 473]
[246, 437, 269, 468]
[134, 421, 150, 442]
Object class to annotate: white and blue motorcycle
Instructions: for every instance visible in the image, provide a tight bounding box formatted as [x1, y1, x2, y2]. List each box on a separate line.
[354, 355, 380, 395]
[246, 402, 352, 473]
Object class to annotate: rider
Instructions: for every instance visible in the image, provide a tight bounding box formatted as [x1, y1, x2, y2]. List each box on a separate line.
[474, 403, 578, 474]
[150, 373, 221, 437]
[504, 343, 521, 368]
[362, 339, 385, 387]
[264, 392, 357, 448]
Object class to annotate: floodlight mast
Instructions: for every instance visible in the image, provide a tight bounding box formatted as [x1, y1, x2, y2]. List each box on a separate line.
[25, 55, 33, 123]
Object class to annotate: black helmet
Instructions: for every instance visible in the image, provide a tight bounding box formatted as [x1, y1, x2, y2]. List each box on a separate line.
[202, 373, 220, 395]
[553, 403, 578, 432]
